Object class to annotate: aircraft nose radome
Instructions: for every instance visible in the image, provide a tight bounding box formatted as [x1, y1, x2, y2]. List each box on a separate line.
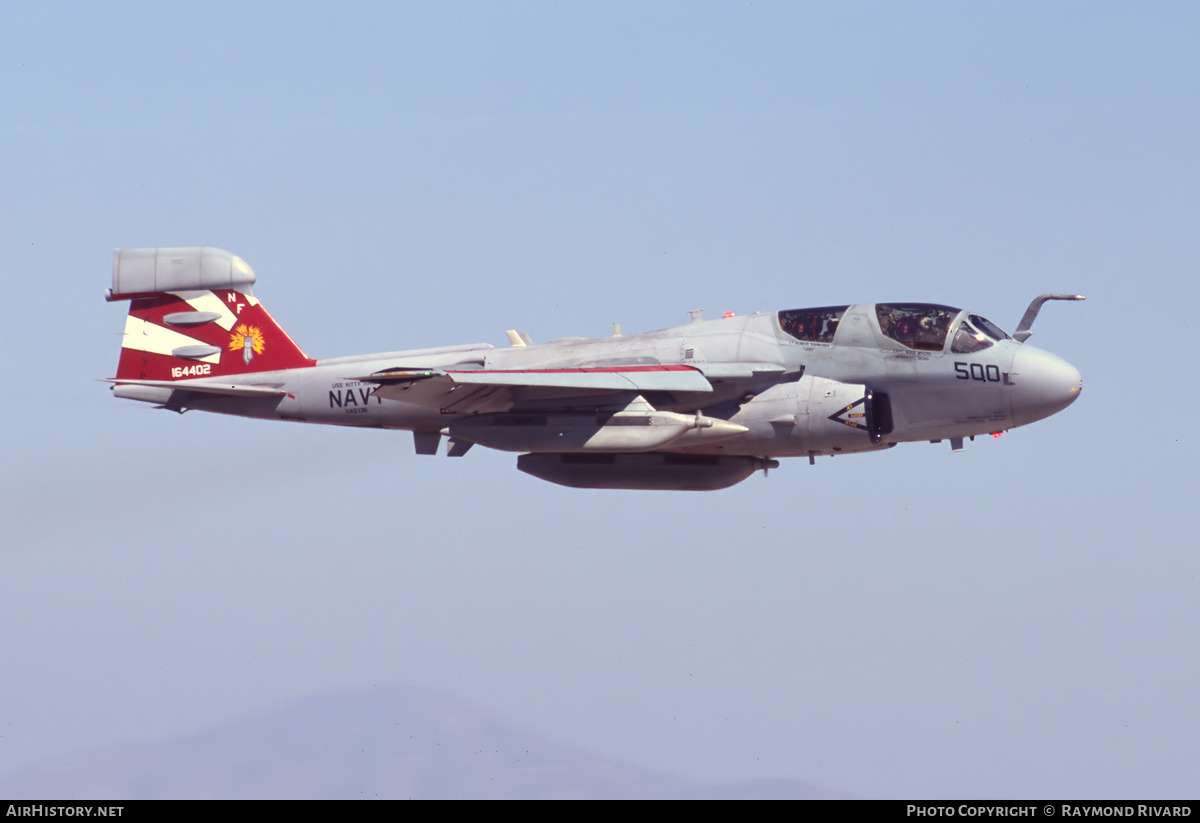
[1010, 346, 1083, 427]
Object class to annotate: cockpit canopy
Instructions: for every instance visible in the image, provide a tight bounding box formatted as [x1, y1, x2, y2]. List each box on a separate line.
[779, 302, 1012, 353]
[778, 305, 848, 343]
[875, 303, 961, 351]
[951, 313, 1011, 353]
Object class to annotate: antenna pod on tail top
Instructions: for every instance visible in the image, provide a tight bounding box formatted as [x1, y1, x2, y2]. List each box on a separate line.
[107, 246, 256, 300]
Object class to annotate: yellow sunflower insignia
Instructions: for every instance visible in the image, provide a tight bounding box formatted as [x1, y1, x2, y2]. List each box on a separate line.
[228, 324, 266, 365]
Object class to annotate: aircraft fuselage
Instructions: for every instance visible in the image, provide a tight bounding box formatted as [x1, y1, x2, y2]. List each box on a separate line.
[165, 305, 1079, 459]
[107, 248, 1082, 489]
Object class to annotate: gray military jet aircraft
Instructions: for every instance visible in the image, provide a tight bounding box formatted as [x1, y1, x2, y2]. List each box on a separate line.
[106, 247, 1083, 490]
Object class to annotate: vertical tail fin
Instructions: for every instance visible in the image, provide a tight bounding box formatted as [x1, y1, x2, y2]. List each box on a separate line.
[109, 247, 314, 382]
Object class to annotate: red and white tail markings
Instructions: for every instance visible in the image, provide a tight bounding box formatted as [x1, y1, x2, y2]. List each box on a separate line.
[115, 288, 314, 382]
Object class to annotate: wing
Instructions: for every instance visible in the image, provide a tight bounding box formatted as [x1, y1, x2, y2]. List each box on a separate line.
[353, 362, 795, 414]
[354, 364, 716, 414]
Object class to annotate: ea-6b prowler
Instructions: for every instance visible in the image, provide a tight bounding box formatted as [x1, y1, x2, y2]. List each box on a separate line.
[106, 247, 1083, 490]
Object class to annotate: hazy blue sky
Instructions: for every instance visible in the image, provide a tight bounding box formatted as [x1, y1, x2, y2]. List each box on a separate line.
[3, 1, 1198, 797]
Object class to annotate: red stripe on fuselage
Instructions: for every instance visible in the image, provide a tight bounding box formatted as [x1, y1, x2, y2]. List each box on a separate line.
[443, 365, 699, 375]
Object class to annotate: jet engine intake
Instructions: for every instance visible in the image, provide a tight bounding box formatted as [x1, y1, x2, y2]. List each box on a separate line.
[735, 375, 891, 456]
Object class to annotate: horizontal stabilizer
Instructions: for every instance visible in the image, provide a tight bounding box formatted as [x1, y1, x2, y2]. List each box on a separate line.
[109, 378, 286, 398]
